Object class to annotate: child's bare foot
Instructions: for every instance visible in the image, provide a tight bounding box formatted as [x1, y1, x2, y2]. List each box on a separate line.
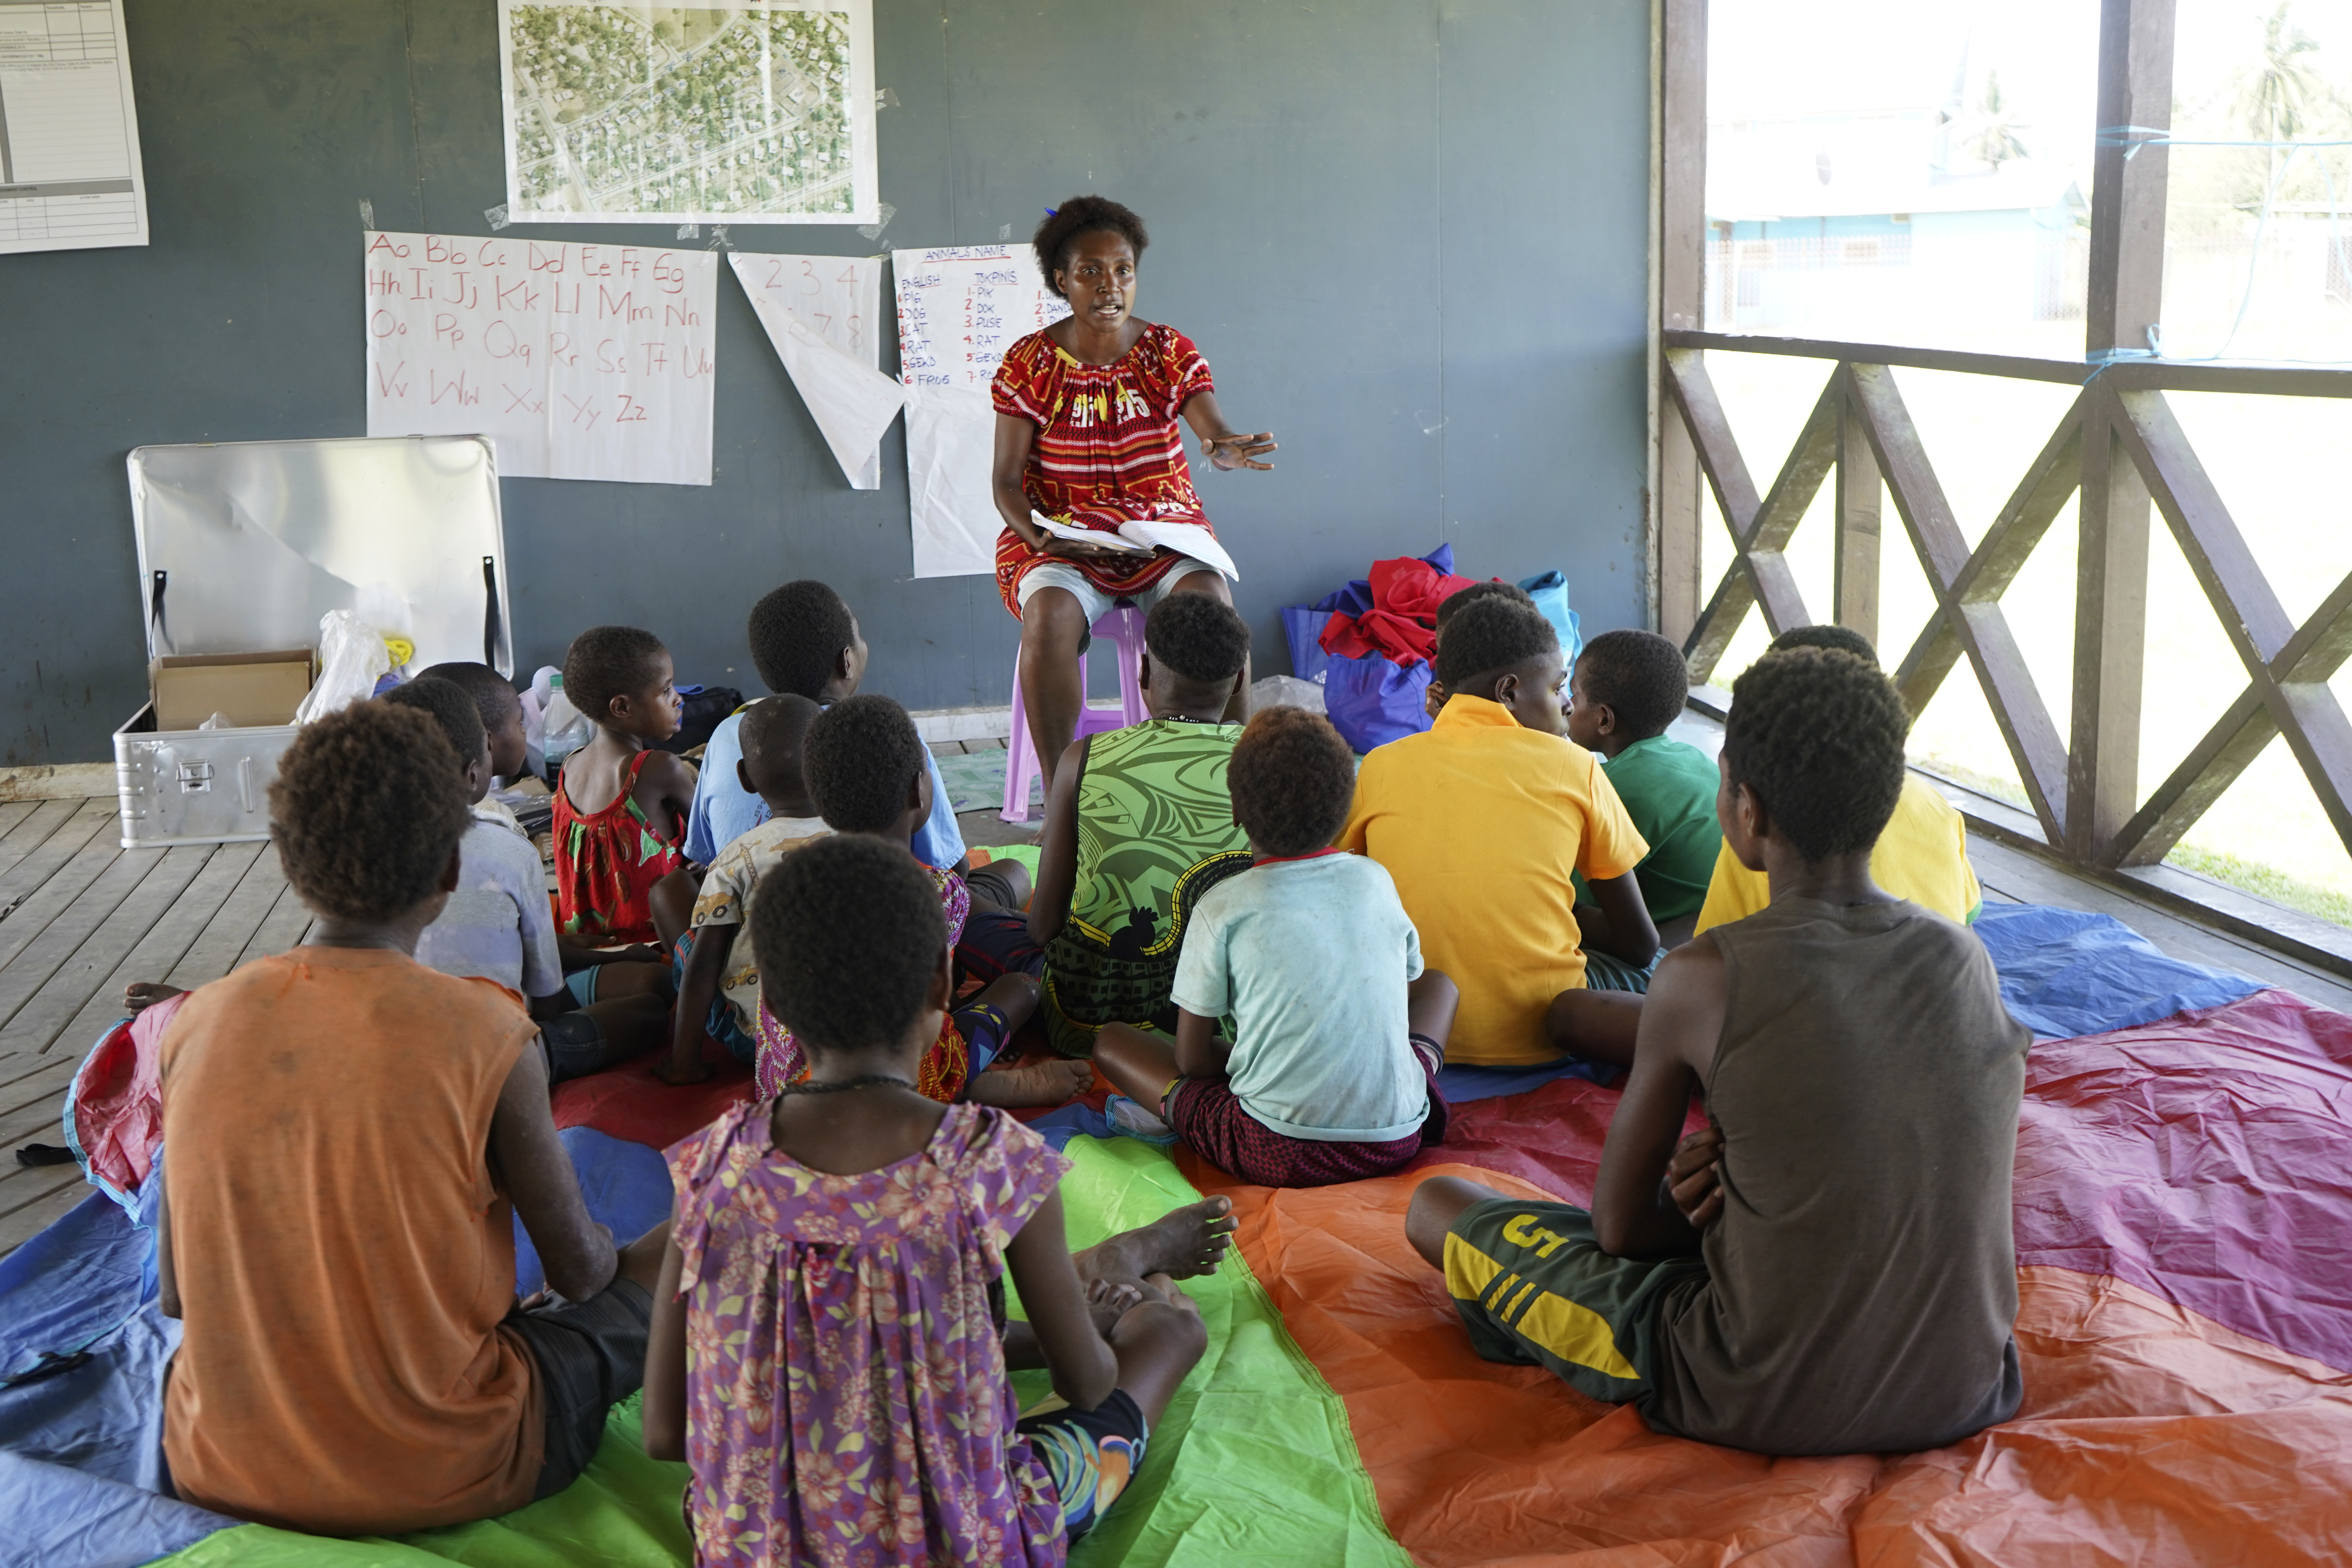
[1078, 1196, 1235, 1283]
[1087, 1277, 1145, 1336]
[966, 1058, 1092, 1109]
[124, 982, 185, 1013]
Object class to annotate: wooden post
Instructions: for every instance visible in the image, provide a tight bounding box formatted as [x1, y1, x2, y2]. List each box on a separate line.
[2067, 0, 2174, 859]
[1656, 0, 1707, 644]
[1834, 379, 1881, 647]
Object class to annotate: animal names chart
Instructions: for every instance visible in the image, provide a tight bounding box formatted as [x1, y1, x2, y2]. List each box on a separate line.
[728, 250, 899, 489]
[363, 231, 719, 486]
[891, 243, 1068, 577]
[0, 0, 149, 254]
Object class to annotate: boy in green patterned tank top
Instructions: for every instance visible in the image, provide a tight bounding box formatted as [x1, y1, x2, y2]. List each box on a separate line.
[1017, 593, 1254, 1056]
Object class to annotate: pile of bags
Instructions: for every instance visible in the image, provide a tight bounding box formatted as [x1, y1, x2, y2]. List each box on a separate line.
[1281, 545, 1580, 752]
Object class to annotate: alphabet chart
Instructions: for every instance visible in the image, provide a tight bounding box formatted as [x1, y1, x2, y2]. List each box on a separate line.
[891, 244, 1068, 576]
[362, 230, 719, 486]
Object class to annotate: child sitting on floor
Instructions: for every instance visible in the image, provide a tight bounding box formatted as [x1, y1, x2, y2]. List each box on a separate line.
[156, 700, 668, 1535]
[755, 694, 1090, 1108]
[1094, 706, 1461, 1187]
[388, 679, 666, 1076]
[416, 661, 532, 784]
[653, 695, 828, 1085]
[685, 579, 968, 873]
[640, 834, 1211, 1563]
[1691, 624, 1981, 934]
[967, 593, 1254, 1057]
[1405, 646, 2029, 1457]
[1567, 630, 1722, 952]
[1341, 596, 1657, 1068]
[1423, 579, 1537, 717]
[554, 625, 698, 950]
[418, 659, 666, 998]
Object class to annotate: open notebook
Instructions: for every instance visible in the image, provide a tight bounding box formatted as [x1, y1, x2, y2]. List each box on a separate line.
[1029, 512, 1240, 581]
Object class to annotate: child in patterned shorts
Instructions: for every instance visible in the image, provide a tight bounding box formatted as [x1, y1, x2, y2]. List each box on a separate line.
[641, 835, 1222, 1564]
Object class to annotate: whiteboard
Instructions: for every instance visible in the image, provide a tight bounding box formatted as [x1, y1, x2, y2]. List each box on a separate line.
[891, 243, 1069, 577]
[361, 230, 720, 487]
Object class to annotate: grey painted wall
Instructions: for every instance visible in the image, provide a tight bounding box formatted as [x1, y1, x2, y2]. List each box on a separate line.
[0, 0, 1651, 764]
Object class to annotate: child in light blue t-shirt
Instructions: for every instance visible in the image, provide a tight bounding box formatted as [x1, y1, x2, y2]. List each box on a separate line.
[1093, 706, 1460, 1187]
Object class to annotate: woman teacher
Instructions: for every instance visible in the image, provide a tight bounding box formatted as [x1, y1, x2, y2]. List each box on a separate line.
[990, 194, 1277, 795]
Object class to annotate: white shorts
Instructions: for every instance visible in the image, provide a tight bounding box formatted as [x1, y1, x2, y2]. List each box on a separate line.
[1015, 556, 1221, 626]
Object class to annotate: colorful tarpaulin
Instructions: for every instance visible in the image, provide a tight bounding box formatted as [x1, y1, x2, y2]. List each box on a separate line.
[9, 904, 2352, 1564]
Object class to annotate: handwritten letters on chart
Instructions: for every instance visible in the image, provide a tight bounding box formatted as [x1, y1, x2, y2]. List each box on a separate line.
[891, 243, 1069, 577]
[363, 230, 719, 486]
[728, 252, 900, 490]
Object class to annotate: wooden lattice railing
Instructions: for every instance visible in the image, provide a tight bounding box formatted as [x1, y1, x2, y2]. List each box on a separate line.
[1662, 329, 2352, 873]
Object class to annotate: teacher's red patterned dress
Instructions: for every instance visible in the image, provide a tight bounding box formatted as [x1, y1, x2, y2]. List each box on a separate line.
[989, 323, 1221, 619]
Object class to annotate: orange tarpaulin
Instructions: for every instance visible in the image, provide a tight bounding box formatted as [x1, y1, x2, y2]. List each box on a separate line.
[1184, 1156, 2352, 1566]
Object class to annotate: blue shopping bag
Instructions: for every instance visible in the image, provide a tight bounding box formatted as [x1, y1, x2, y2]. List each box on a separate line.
[1323, 652, 1433, 753]
[1519, 570, 1582, 664]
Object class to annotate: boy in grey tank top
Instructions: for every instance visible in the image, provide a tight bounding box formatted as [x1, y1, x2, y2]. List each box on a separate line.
[1404, 647, 2029, 1455]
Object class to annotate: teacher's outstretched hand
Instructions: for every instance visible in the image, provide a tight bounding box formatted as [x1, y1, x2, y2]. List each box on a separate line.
[989, 194, 1275, 807]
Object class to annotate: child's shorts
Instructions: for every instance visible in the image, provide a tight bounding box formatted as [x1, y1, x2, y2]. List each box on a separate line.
[669, 927, 758, 1065]
[1444, 1196, 1706, 1409]
[504, 1276, 653, 1501]
[539, 1011, 606, 1083]
[1165, 1035, 1448, 1188]
[1581, 946, 1664, 995]
[1017, 1388, 1150, 1544]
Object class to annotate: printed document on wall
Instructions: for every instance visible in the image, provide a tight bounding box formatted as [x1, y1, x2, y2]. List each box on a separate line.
[729, 251, 900, 489]
[0, 0, 149, 255]
[892, 243, 1069, 577]
[497, 2, 878, 225]
[363, 230, 720, 486]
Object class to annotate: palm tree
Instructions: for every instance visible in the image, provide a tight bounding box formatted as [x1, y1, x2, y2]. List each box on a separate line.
[2233, 3, 2324, 192]
[1967, 71, 2029, 169]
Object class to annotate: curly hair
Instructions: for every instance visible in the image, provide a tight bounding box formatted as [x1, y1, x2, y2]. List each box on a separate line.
[751, 835, 946, 1056]
[803, 694, 927, 834]
[1433, 597, 1558, 688]
[270, 702, 471, 923]
[415, 661, 523, 732]
[748, 581, 858, 700]
[1575, 629, 1690, 741]
[379, 678, 488, 769]
[1145, 591, 1250, 685]
[1770, 623, 1878, 666]
[562, 625, 667, 725]
[1722, 647, 1909, 863]
[1032, 195, 1149, 296]
[1434, 579, 1535, 632]
[1228, 706, 1356, 857]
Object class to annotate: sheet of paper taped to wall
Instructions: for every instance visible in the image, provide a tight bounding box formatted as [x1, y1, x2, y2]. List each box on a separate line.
[361, 230, 719, 486]
[727, 252, 900, 490]
[893, 244, 1070, 578]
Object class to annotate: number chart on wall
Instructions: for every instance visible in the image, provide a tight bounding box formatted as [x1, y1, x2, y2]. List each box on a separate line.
[362, 230, 720, 486]
[728, 250, 900, 489]
[891, 243, 1068, 577]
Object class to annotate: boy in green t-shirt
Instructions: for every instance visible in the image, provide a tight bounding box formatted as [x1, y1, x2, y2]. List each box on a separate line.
[1567, 630, 1722, 968]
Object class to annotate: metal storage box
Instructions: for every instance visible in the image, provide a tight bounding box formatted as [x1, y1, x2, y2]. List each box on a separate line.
[116, 436, 514, 848]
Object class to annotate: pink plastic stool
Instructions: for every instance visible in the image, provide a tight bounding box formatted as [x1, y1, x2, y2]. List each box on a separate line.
[1001, 604, 1150, 822]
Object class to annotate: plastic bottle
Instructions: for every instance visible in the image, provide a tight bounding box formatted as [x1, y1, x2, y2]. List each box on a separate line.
[541, 673, 593, 772]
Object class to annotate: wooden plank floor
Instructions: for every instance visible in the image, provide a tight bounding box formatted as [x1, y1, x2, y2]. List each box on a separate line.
[0, 805, 315, 1253]
[3, 744, 2349, 1254]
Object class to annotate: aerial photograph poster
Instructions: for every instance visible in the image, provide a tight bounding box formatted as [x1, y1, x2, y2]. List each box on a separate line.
[496, 2, 878, 226]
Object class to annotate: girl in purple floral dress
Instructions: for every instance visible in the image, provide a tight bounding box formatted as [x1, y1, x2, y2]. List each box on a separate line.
[641, 835, 1211, 1567]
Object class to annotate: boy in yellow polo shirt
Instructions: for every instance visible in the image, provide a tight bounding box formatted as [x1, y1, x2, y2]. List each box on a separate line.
[1691, 624, 1980, 935]
[1340, 597, 1656, 1068]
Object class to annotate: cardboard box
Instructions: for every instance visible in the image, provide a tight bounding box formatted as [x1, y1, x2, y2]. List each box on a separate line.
[151, 650, 314, 731]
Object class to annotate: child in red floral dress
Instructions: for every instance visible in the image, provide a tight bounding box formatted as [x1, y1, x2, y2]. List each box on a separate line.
[553, 625, 699, 949]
